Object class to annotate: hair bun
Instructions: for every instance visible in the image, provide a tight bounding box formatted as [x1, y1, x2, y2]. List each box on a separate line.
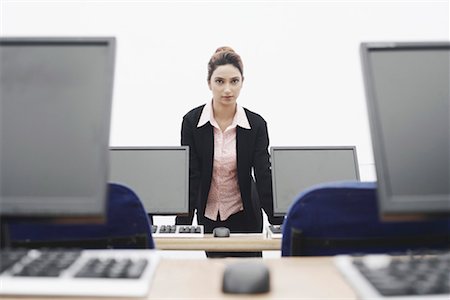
[207, 46, 243, 81]
[215, 46, 235, 54]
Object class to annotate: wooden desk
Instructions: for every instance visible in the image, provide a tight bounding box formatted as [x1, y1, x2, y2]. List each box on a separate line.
[154, 233, 281, 251]
[1, 257, 357, 299]
[149, 257, 356, 299]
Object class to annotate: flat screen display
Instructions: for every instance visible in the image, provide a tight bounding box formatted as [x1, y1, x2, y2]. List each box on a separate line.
[271, 146, 360, 216]
[109, 147, 189, 215]
[0, 38, 115, 217]
[361, 42, 450, 216]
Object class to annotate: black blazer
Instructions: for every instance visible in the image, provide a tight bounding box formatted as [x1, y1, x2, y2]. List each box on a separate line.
[175, 104, 283, 227]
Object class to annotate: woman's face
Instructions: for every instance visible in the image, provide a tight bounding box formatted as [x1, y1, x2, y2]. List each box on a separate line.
[208, 64, 243, 107]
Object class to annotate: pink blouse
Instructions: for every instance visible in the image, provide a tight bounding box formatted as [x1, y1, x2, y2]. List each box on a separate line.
[197, 101, 251, 221]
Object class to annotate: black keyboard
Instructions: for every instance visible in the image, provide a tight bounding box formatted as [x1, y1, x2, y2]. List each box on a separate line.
[0, 249, 160, 297]
[335, 251, 450, 299]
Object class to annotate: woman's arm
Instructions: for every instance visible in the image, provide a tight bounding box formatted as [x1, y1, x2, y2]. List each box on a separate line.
[175, 116, 200, 225]
[253, 120, 284, 225]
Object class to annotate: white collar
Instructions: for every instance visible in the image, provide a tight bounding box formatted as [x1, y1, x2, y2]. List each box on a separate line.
[197, 101, 251, 129]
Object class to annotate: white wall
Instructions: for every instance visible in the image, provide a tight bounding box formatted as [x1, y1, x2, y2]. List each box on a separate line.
[1, 0, 448, 182]
[2, 0, 448, 258]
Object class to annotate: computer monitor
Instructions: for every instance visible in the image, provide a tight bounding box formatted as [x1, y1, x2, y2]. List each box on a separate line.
[361, 42, 450, 218]
[108, 146, 189, 215]
[271, 146, 360, 216]
[0, 37, 115, 219]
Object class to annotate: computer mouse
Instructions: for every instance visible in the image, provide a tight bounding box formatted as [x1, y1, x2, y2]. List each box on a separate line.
[222, 262, 270, 294]
[213, 227, 230, 238]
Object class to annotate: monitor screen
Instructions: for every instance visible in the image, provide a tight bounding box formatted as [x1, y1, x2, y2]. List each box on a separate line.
[361, 42, 450, 217]
[109, 147, 189, 215]
[0, 37, 115, 218]
[271, 146, 360, 216]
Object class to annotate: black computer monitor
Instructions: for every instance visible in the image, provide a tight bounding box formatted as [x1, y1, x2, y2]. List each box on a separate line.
[108, 146, 189, 215]
[270, 146, 360, 216]
[0, 37, 115, 219]
[361, 42, 450, 218]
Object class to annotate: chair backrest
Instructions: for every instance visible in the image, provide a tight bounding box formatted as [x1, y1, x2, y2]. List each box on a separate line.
[8, 183, 155, 249]
[281, 181, 450, 256]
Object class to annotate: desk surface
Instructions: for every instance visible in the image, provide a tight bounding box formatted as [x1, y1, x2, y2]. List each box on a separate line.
[1, 257, 357, 299]
[154, 233, 281, 251]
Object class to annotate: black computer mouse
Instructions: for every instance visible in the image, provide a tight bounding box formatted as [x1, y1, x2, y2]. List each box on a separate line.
[222, 262, 270, 294]
[213, 227, 230, 238]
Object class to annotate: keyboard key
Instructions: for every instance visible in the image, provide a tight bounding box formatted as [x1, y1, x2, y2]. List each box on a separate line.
[267, 225, 283, 238]
[75, 257, 148, 279]
[159, 225, 176, 233]
[269, 225, 282, 234]
[0, 249, 27, 273]
[125, 259, 148, 279]
[11, 250, 80, 277]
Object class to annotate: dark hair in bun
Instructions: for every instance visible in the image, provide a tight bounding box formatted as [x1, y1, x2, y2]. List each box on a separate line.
[207, 46, 243, 82]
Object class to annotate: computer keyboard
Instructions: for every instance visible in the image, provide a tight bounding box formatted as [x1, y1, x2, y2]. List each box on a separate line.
[267, 225, 282, 239]
[334, 251, 450, 299]
[151, 224, 204, 238]
[0, 248, 160, 297]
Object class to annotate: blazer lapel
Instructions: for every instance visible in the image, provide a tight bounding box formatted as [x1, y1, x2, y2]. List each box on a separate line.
[198, 123, 214, 187]
[236, 126, 251, 182]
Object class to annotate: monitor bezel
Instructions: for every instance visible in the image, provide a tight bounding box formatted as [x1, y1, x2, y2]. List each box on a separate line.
[108, 146, 190, 216]
[360, 41, 450, 217]
[270, 146, 360, 217]
[0, 37, 116, 219]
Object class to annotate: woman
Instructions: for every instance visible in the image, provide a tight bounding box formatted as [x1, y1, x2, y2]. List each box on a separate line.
[175, 47, 283, 256]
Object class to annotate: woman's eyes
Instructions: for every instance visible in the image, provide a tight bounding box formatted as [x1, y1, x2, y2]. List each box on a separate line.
[215, 79, 240, 85]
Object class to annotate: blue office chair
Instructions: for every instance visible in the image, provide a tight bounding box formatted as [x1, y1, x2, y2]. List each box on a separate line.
[281, 181, 450, 256]
[8, 183, 155, 249]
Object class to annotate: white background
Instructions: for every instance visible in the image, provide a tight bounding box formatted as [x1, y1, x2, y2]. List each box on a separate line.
[1, 0, 448, 257]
